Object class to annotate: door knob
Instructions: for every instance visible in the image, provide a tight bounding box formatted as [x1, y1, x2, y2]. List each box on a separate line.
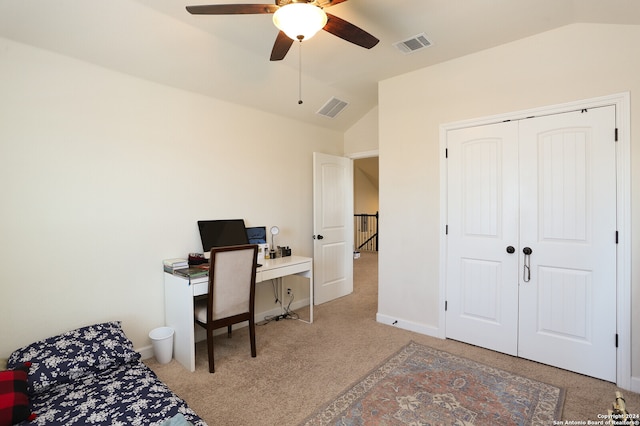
[317, 235, 324, 240]
[523, 247, 532, 255]
[506, 246, 515, 254]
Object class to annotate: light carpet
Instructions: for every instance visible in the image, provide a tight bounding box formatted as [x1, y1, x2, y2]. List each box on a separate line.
[301, 341, 564, 425]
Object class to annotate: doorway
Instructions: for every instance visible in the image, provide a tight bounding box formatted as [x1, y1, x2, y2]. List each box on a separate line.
[354, 157, 379, 253]
[353, 155, 379, 310]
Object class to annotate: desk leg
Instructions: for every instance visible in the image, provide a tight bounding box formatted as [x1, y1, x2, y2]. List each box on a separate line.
[164, 274, 196, 372]
[308, 267, 313, 323]
[296, 268, 313, 324]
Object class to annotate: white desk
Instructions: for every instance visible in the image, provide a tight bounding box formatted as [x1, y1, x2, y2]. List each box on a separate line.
[164, 255, 313, 372]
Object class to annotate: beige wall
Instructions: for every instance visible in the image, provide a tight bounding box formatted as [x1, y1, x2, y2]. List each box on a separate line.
[0, 37, 343, 358]
[344, 106, 378, 156]
[378, 23, 640, 386]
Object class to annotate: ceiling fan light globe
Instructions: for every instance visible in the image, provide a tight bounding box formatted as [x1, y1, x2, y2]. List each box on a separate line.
[273, 3, 328, 41]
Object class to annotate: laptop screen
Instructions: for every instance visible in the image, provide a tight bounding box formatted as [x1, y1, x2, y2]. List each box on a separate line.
[246, 226, 267, 244]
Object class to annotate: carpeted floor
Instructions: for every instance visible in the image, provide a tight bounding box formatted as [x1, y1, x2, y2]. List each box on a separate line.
[146, 252, 639, 425]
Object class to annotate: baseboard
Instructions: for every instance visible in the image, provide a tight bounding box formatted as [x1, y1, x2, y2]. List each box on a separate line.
[376, 313, 441, 338]
[138, 345, 154, 360]
[138, 298, 311, 361]
[630, 376, 640, 393]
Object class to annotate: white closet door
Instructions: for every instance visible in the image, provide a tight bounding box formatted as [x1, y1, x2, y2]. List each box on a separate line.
[445, 121, 520, 356]
[518, 106, 617, 381]
[445, 106, 617, 381]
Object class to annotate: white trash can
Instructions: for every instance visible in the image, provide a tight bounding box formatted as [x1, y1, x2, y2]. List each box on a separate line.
[149, 326, 174, 364]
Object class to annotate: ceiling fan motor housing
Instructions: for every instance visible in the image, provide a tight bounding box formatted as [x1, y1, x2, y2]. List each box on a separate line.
[273, 2, 328, 41]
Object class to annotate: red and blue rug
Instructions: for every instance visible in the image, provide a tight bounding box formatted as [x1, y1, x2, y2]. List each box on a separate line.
[301, 341, 564, 425]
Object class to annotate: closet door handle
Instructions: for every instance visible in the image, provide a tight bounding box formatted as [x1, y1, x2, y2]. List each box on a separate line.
[506, 246, 515, 254]
[523, 247, 532, 282]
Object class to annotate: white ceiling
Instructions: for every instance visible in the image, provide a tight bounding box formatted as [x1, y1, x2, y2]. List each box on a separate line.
[1, 0, 639, 132]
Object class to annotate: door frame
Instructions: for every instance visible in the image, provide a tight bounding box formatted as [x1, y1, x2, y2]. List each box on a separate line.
[438, 92, 631, 389]
[313, 149, 377, 305]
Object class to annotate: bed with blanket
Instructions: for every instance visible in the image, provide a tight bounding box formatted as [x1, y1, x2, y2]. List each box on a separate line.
[1, 322, 206, 426]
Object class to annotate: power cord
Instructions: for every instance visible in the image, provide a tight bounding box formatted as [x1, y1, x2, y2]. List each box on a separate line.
[259, 285, 299, 325]
[270, 279, 280, 304]
[283, 292, 299, 320]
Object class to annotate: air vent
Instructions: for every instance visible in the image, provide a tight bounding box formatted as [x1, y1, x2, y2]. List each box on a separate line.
[317, 97, 348, 119]
[393, 33, 432, 54]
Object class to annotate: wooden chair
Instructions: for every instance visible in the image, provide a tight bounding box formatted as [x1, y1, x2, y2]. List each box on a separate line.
[194, 244, 258, 373]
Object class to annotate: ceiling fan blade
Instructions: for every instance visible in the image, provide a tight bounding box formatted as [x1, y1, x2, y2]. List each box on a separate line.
[186, 4, 278, 15]
[323, 13, 379, 49]
[317, 0, 349, 7]
[270, 30, 294, 61]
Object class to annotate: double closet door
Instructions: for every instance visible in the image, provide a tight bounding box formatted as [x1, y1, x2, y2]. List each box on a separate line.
[445, 106, 617, 382]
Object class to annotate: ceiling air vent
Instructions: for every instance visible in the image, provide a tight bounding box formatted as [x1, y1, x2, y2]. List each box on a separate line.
[393, 33, 432, 54]
[316, 97, 348, 119]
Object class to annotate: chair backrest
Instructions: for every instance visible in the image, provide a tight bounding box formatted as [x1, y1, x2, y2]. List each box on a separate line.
[207, 244, 258, 322]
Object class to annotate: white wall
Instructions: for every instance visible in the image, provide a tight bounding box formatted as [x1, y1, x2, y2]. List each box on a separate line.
[344, 106, 378, 156]
[0, 37, 343, 358]
[378, 23, 640, 382]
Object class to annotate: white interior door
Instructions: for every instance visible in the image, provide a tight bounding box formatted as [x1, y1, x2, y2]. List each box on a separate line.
[518, 107, 617, 381]
[446, 107, 617, 381]
[313, 152, 354, 305]
[445, 121, 520, 356]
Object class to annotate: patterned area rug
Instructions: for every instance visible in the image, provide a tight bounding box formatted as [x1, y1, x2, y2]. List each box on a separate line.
[301, 341, 564, 425]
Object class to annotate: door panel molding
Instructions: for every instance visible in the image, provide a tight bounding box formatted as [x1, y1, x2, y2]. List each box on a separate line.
[439, 92, 632, 389]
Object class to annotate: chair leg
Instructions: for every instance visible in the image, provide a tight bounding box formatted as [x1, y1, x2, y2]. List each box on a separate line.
[227, 325, 232, 338]
[207, 328, 215, 373]
[249, 318, 256, 358]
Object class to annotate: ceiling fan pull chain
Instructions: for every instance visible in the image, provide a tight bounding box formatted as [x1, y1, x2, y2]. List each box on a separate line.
[298, 38, 303, 105]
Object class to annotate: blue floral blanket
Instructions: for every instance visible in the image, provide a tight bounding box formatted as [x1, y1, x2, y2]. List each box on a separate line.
[7, 322, 206, 426]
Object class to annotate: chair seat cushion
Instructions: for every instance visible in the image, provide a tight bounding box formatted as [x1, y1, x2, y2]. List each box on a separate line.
[194, 299, 247, 323]
[194, 299, 208, 323]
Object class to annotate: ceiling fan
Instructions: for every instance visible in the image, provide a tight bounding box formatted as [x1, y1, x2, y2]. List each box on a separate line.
[186, 0, 380, 61]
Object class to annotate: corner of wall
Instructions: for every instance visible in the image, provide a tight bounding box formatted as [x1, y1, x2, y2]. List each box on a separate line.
[344, 106, 379, 156]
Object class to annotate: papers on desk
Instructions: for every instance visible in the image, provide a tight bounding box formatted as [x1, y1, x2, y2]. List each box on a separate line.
[163, 258, 188, 268]
[173, 266, 208, 279]
[163, 258, 188, 274]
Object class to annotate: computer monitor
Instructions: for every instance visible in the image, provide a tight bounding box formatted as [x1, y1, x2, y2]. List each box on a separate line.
[197, 219, 250, 252]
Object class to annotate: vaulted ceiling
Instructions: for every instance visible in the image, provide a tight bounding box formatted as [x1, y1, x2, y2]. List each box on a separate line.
[1, 0, 639, 132]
